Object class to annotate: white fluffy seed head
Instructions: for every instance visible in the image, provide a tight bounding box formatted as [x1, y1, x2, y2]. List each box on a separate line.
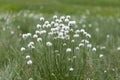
[26, 55, 30, 59]
[36, 24, 41, 28]
[27, 60, 32, 65]
[87, 44, 92, 48]
[99, 54, 104, 58]
[65, 18, 69, 23]
[33, 34, 38, 38]
[71, 40, 75, 43]
[79, 43, 84, 47]
[40, 17, 44, 21]
[60, 16, 65, 20]
[68, 21, 76, 26]
[73, 34, 79, 38]
[46, 42, 52, 46]
[117, 47, 120, 51]
[21, 47, 26, 51]
[53, 15, 57, 19]
[69, 67, 74, 71]
[66, 48, 72, 52]
[28, 42, 35, 48]
[44, 21, 49, 25]
[37, 38, 42, 42]
[66, 15, 71, 19]
[22, 34, 28, 39]
[92, 47, 96, 52]
[75, 47, 79, 50]
[29, 78, 33, 80]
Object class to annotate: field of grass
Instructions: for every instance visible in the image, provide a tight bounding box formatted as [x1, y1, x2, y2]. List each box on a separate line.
[0, 0, 120, 80]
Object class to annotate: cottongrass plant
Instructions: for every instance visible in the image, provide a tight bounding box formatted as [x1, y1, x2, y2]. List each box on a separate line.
[20, 15, 96, 80]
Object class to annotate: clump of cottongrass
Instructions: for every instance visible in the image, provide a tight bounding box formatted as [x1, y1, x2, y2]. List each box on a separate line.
[20, 15, 96, 79]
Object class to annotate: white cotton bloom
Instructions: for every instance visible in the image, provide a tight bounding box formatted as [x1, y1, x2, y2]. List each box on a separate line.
[54, 23, 59, 27]
[37, 38, 42, 42]
[55, 19, 60, 23]
[66, 48, 72, 52]
[69, 67, 74, 71]
[29, 45, 35, 49]
[43, 24, 47, 28]
[79, 43, 84, 47]
[28, 42, 34, 48]
[48, 32, 54, 36]
[104, 70, 107, 73]
[68, 21, 76, 26]
[27, 60, 32, 65]
[46, 24, 51, 28]
[35, 30, 40, 34]
[65, 18, 69, 22]
[22, 34, 28, 39]
[70, 29, 74, 32]
[83, 31, 87, 36]
[53, 15, 57, 19]
[81, 39, 89, 44]
[75, 30, 80, 33]
[59, 24, 64, 27]
[29, 78, 33, 80]
[36, 24, 41, 28]
[40, 17, 44, 21]
[63, 43, 67, 46]
[117, 47, 120, 51]
[87, 44, 92, 48]
[21, 47, 25, 51]
[66, 15, 71, 19]
[106, 34, 110, 38]
[60, 16, 65, 20]
[75, 47, 79, 50]
[80, 29, 85, 33]
[44, 21, 49, 25]
[33, 34, 38, 38]
[99, 54, 104, 58]
[11, 31, 14, 35]
[71, 40, 75, 43]
[27, 33, 32, 37]
[73, 34, 79, 38]
[86, 33, 91, 38]
[51, 21, 55, 25]
[26, 55, 30, 59]
[40, 30, 47, 34]
[92, 47, 96, 52]
[46, 42, 52, 46]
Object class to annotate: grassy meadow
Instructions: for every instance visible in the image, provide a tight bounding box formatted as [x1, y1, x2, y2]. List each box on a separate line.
[0, 0, 120, 80]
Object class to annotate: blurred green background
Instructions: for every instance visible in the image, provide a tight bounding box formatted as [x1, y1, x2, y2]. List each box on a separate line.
[0, 0, 120, 15]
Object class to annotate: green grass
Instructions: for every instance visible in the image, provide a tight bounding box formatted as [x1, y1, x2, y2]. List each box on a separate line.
[0, 0, 120, 80]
